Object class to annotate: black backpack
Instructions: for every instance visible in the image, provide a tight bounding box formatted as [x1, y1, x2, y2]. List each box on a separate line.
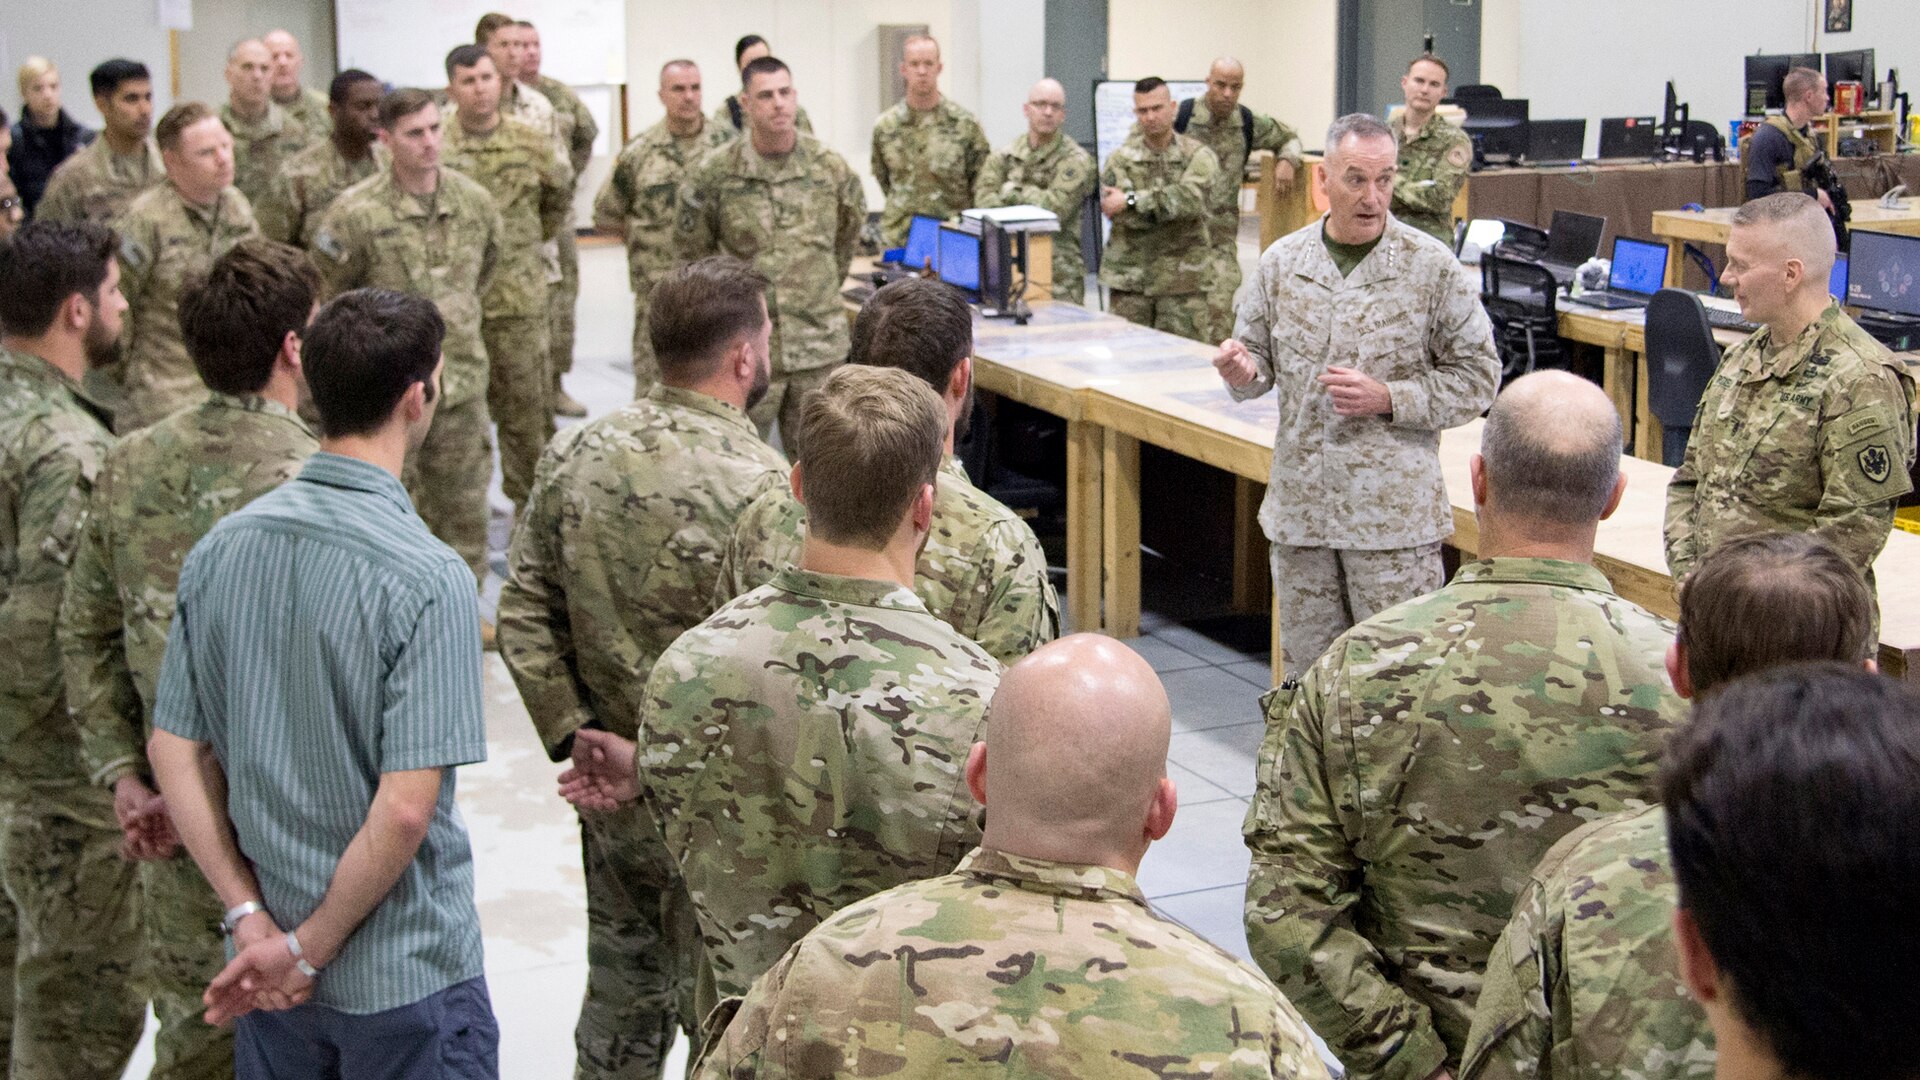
[1173, 98, 1253, 160]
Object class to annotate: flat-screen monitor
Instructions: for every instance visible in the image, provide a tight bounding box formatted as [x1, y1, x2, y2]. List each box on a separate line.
[1462, 98, 1529, 164]
[1545, 210, 1606, 265]
[1607, 236, 1669, 296]
[1528, 118, 1587, 162]
[1744, 53, 1821, 113]
[901, 215, 941, 271]
[1826, 49, 1876, 87]
[1598, 117, 1660, 159]
[937, 225, 981, 292]
[1831, 254, 1849, 301]
[1847, 229, 1920, 317]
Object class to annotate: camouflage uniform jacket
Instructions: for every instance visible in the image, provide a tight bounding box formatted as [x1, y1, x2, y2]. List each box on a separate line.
[1183, 97, 1304, 242]
[58, 393, 315, 787]
[33, 136, 165, 225]
[973, 131, 1097, 301]
[503, 80, 560, 148]
[0, 346, 116, 823]
[311, 167, 501, 406]
[116, 183, 260, 430]
[1460, 807, 1714, 1080]
[713, 456, 1059, 665]
[1392, 114, 1472, 245]
[870, 97, 991, 246]
[497, 384, 789, 757]
[531, 75, 600, 176]
[1097, 129, 1219, 295]
[1230, 215, 1498, 549]
[1664, 302, 1916, 586]
[636, 566, 1001, 1002]
[440, 115, 574, 318]
[712, 97, 811, 137]
[676, 134, 866, 375]
[1243, 557, 1686, 1080]
[593, 116, 734, 293]
[254, 139, 382, 247]
[221, 100, 318, 208]
[694, 846, 1335, 1080]
[273, 87, 332, 139]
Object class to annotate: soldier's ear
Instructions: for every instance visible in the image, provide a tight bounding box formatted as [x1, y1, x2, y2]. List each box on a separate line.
[1667, 640, 1693, 699]
[788, 463, 806, 506]
[1144, 776, 1177, 842]
[1599, 473, 1627, 521]
[1468, 453, 1488, 507]
[964, 742, 988, 806]
[1672, 907, 1723, 1006]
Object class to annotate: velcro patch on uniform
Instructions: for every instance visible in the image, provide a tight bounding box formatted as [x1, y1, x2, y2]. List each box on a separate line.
[312, 228, 343, 261]
[1848, 412, 1891, 438]
[1859, 443, 1894, 483]
[1446, 143, 1471, 168]
[119, 237, 148, 269]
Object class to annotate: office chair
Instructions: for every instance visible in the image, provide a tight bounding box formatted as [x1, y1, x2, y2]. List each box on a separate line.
[1644, 289, 1723, 467]
[1490, 219, 1550, 262]
[1450, 84, 1503, 102]
[1480, 254, 1563, 382]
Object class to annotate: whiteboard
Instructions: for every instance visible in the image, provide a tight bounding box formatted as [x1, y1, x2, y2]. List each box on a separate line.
[1093, 79, 1208, 172]
[334, 0, 628, 90]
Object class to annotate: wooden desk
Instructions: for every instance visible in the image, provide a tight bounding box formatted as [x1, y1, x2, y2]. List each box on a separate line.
[1653, 201, 1920, 286]
[1556, 303, 1748, 461]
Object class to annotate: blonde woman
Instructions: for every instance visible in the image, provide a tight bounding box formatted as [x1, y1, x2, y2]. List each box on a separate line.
[9, 57, 95, 216]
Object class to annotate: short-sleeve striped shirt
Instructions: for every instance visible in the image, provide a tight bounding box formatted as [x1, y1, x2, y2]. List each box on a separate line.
[153, 451, 487, 1014]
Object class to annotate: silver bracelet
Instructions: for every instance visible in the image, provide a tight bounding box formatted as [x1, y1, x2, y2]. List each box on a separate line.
[221, 901, 263, 936]
[284, 931, 321, 978]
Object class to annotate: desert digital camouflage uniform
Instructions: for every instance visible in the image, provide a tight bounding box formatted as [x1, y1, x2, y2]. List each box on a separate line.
[59, 392, 315, 1080]
[1460, 807, 1714, 1080]
[220, 100, 317, 208]
[1243, 557, 1687, 1080]
[1098, 129, 1220, 343]
[693, 847, 1333, 1080]
[714, 456, 1057, 664]
[33, 137, 165, 225]
[1230, 215, 1499, 677]
[636, 566, 1000, 1016]
[441, 114, 574, 510]
[594, 117, 732, 394]
[1392, 113, 1473, 245]
[498, 383, 788, 1080]
[676, 134, 865, 450]
[253, 139, 381, 247]
[1181, 97, 1303, 336]
[115, 183, 260, 431]
[870, 97, 991, 247]
[311, 167, 501, 584]
[973, 131, 1097, 304]
[528, 75, 599, 400]
[273, 87, 332, 138]
[712, 96, 810, 137]
[1665, 302, 1916, 622]
[0, 345, 143, 1079]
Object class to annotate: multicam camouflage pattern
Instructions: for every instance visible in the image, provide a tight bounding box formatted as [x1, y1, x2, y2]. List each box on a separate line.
[1098, 129, 1219, 309]
[274, 87, 332, 140]
[220, 100, 318, 208]
[973, 132, 1097, 304]
[532, 75, 599, 177]
[870, 98, 991, 246]
[713, 456, 1057, 664]
[1392, 114, 1473, 245]
[440, 115, 574, 320]
[711, 97, 811, 137]
[1269, 541, 1443, 680]
[1243, 557, 1687, 1080]
[1107, 289, 1214, 344]
[1664, 302, 1916, 603]
[404, 394, 494, 588]
[1460, 807, 1715, 1080]
[693, 847, 1334, 1080]
[481, 312, 552, 509]
[33, 137, 166, 225]
[528, 76, 597, 390]
[1229, 215, 1499, 550]
[1182, 98, 1304, 338]
[503, 81, 561, 150]
[139, 849, 233, 1079]
[253, 139, 381, 247]
[115, 183, 260, 431]
[636, 566, 1001, 1009]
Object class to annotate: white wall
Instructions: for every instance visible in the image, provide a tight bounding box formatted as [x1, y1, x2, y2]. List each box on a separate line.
[0, 0, 174, 128]
[177, 0, 335, 107]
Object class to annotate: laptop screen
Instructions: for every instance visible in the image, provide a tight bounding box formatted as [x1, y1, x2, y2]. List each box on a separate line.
[1608, 237, 1669, 296]
[938, 226, 981, 291]
[1831, 254, 1848, 301]
[1545, 210, 1606, 265]
[1847, 230, 1920, 317]
[902, 215, 940, 271]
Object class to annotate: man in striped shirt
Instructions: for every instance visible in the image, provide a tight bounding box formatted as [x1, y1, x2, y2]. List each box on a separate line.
[150, 288, 497, 1079]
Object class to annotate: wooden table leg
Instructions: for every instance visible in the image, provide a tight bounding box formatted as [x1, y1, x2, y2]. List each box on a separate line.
[1101, 429, 1142, 638]
[1633, 351, 1665, 462]
[1270, 582, 1286, 688]
[1231, 477, 1271, 615]
[1602, 345, 1634, 446]
[1664, 239, 1685, 287]
[1065, 418, 1104, 634]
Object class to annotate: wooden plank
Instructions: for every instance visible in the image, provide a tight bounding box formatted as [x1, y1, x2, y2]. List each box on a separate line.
[1101, 430, 1142, 638]
[1065, 419, 1104, 634]
[1231, 477, 1271, 615]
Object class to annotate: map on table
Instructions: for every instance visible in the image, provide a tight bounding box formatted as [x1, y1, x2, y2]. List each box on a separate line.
[1168, 386, 1282, 433]
[1061, 347, 1214, 377]
[978, 327, 1204, 366]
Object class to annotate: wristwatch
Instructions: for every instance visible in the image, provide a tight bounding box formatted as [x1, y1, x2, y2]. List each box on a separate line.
[1125, 191, 1138, 210]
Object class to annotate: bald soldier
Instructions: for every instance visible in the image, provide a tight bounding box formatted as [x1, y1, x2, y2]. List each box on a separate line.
[1099, 77, 1220, 343]
[694, 635, 1333, 1080]
[1244, 371, 1686, 1080]
[870, 34, 991, 247]
[262, 29, 331, 137]
[973, 78, 1097, 304]
[220, 39, 317, 208]
[1390, 54, 1472, 246]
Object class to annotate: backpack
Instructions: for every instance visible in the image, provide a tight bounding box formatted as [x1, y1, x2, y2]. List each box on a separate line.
[1174, 98, 1253, 160]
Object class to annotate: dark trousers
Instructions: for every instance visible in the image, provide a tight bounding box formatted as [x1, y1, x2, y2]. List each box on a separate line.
[235, 975, 498, 1080]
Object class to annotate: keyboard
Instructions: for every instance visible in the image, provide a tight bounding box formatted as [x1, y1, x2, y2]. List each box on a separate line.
[1704, 307, 1757, 333]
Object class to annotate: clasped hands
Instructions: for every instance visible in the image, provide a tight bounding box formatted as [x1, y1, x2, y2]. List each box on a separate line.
[201, 910, 316, 1026]
[1211, 339, 1394, 417]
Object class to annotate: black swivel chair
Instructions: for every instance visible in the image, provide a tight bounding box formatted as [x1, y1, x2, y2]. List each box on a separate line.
[1644, 289, 1722, 467]
[1490, 219, 1550, 262]
[1480, 254, 1563, 382]
[1449, 85, 1503, 103]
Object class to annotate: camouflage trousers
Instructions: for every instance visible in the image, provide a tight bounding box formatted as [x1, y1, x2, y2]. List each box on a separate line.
[141, 852, 232, 1080]
[629, 273, 662, 402]
[405, 393, 494, 587]
[551, 229, 580, 387]
[1271, 541, 1444, 680]
[748, 364, 839, 461]
[1050, 250, 1087, 306]
[483, 314, 555, 511]
[0, 798, 144, 1080]
[1108, 289, 1214, 345]
[1209, 237, 1243, 344]
[575, 805, 697, 1080]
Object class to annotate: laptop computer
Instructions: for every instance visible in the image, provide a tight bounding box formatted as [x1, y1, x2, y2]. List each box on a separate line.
[1598, 117, 1660, 159]
[1528, 119, 1587, 163]
[1539, 210, 1607, 284]
[1569, 236, 1669, 310]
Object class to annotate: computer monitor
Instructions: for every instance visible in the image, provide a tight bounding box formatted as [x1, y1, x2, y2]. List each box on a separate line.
[937, 225, 981, 293]
[1607, 236, 1669, 297]
[1545, 210, 1606, 265]
[1598, 117, 1660, 158]
[1528, 119, 1587, 162]
[1831, 254, 1849, 301]
[1745, 54, 1793, 113]
[900, 215, 941, 271]
[1462, 98, 1529, 165]
[1847, 229, 1920, 318]
[1826, 49, 1875, 88]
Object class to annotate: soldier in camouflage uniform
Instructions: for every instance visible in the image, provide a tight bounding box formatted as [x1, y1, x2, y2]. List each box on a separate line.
[676, 57, 865, 453]
[870, 35, 991, 247]
[596, 60, 734, 395]
[694, 634, 1331, 1080]
[1099, 78, 1221, 343]
[519, 20, 601, 418]
[0, 222, 144, 1079]
[59, 239, 320, 1080]
[263, 30, 331, 137]
[713, 35, 812, 137]
[973, 78, 1097, 304]
[498, 258, 789, 1080]
[116, 104, 260, 432]
[442, 46, 574, 514]
[219, 40, 317, 209]
[1391, 55, 1472, 246]
[255, 70, 383, 249]
[311, 89, 501, 591]
[558, 366, 1001, 1019]
[1242, 372, 1687, 1080]
[1664, 193, 1916, 627]
[1215, 114, 1498, 679]
[35, 59, 162, 227]
[713, 278, 1058, 664]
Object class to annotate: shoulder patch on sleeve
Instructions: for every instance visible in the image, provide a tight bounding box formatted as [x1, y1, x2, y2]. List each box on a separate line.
[312, 227, 344, 262]
[1859, 443, 1894, 483]
[118, 236, 148, 269]
[1446, 142, 1472, 168]
[1848, 411, 1892, 439]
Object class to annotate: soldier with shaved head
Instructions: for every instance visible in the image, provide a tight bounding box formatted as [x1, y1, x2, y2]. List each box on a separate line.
[222, 38, 317, 207]
[973, 77, 1097, 303]
[261, 29, 330, 137]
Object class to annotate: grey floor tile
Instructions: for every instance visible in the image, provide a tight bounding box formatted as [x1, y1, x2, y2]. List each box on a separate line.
[1123, 635, 1212, 674]
[1150, 883, 1253, 963]
[1168, 760, 1237, 804]
[1162, 664, 1267, 733]
[1151, 621, 1268, 667]
[1167, 721, 1265, 798]
[1137, 797, 1253, 898]
[1222, 659, 1278, 691]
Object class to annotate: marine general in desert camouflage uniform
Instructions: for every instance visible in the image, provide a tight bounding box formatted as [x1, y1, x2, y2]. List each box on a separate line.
[34, 59, 162, 227]
[498, 259, 789, 1080]
[973, 78, 1097, 304]
[59, 240, 319, 1080]
[1391, 54, 1473, 246]
[1243, 373, 1686, 1080]
[695, 635, 1330, 1080]
[1099, 78, 1221, 343]
[870, 34, 990, 248]
[219, 40, 318, 209]
[1215, 113, 1498, 679]
[254, 70, 384, 249]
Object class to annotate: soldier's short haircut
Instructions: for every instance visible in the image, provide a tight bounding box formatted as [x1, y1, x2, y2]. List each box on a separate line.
[1407, 53, 1450, 79]
[849, 277, 971, 393]
[741, 56, 789, 91]
[227, 38, 267, 64]
[0, 221, 118, 338]
[329, 69, 381, 107]
[1676, 533, 1873, 696]
[474, 12, 515, 45]
[1661, 664, 1920, 1080]
[1731, 190, 1822, 229]
[798, 366, 946, 549]
[155, 102, 217, 153]
[1133, 77, 1168, 97]
[515, 19, 536, 30]
[378, 88, 437, 130]
[733, 35, 768, 67]
[446, 45, 492, 82]
[178, 239, 320, 396]
[1480, 374, 1621, 525]
[660, 59, 698, 81]
[1783, 66, 1824, 103]
[302, 288, 445, 438]
[1325, 113, 1396, 156]
[89, 59, 150, 100]
[902, 33, 940, 57]
[647, 257, 771, 382]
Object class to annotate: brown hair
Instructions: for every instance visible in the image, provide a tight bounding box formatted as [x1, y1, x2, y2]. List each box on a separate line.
[646, 256, 771, 382]
[1407, 53, 1450, 79]
[155, 102, 215, 152]
[377, 88, 436, 130]
[1783, 66, 1824, 103]
[178, 239, 320, 396]
[474, 12, 515, 45]
[798, 366, 946, 549]
[848, 277, 970, 392]
[1677, 532, 1874, 695]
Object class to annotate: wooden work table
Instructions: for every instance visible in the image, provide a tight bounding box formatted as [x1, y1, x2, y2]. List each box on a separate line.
[1653, 201, 1920, 287]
